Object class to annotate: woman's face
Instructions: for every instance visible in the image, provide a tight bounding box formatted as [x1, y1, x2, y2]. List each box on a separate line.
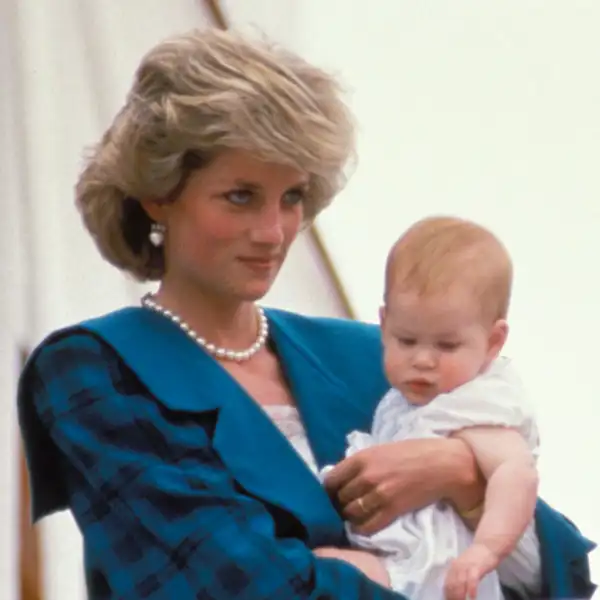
[147, 148, 307, 302]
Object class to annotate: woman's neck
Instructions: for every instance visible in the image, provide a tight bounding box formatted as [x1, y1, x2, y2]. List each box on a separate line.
[152, 279, 261, 351]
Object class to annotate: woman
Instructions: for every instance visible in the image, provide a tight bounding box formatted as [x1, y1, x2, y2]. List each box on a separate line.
[18, 29, 594, 599]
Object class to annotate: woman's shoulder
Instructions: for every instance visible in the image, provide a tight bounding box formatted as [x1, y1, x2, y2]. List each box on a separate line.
[17, 312, 152, 521]
[19, 325, 140, 429]
[266, 308, 382, 347]
[24, 307, 146, 368]
[19, 308, 148, 426]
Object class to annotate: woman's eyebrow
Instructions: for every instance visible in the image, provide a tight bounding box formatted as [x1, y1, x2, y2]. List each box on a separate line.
[227, 178, 310, 190]
[230, 179, 262, 190]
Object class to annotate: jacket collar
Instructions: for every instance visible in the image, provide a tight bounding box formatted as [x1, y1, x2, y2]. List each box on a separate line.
[80, 307, 358, 545]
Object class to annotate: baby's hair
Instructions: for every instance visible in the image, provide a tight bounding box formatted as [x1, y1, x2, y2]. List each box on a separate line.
[384, 216, 513, 322]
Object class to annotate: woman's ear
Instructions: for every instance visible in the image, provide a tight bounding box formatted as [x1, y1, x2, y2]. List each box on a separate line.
[486, 319, 509, 362]
[139, 198, 167, 224]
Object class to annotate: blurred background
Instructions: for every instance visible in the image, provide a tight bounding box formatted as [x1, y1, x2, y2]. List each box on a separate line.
[1, 1, 598, 598]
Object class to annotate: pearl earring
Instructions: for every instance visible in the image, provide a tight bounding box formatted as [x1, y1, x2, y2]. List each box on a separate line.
[149, 223, 165, 247]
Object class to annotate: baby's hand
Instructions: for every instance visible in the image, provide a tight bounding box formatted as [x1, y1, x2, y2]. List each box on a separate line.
[444, 543, 500, 600]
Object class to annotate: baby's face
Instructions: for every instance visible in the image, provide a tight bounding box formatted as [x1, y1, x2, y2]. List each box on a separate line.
[381, 287, 506, 405]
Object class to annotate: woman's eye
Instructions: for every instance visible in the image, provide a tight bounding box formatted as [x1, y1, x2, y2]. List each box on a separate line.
[224, 189, 253, 206]
[283, 188, 306, 206]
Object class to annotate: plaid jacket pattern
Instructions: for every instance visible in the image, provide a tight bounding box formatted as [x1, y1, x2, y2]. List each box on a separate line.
[19, 330, 403, 600]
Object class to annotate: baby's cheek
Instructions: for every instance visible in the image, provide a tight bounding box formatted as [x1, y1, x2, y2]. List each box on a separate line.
[383, 349, 405, 387]
[437, 355, 477, 392]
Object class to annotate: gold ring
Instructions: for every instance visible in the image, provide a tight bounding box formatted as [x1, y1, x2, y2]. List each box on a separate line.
[357, 497, 368, 515]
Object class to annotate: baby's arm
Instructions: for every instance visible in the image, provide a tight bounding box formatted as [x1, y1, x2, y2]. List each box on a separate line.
[455, 426, 538, 560]
[445, 427, 538, 600]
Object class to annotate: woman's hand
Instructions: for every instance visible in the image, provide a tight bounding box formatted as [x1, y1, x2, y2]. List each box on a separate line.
[314, 547, 390, 588]
[323, 438, 485, 535]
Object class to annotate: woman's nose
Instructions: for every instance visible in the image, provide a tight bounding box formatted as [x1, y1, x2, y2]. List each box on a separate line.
[249, 207, 285, 245]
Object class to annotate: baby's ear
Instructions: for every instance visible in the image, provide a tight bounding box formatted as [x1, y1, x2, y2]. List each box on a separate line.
[487, 319, 509, 359]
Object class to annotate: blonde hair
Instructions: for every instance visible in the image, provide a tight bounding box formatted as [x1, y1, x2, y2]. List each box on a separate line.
[385, 216, 513, 322]
[76, 28, 356, 280]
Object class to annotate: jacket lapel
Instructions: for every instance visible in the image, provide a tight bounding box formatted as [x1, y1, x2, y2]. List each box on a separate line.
[267, 310, 377, 468]
[81, 307, 346, 545]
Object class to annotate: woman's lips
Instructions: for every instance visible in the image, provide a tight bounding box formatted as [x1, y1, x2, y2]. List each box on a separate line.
[238, 256, 278, 270]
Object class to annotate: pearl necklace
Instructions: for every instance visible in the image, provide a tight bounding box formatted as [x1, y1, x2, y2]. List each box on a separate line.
[141, 293, 269, 362]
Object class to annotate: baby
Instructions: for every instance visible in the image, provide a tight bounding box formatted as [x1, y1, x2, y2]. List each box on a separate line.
[324, 216, 540, 600]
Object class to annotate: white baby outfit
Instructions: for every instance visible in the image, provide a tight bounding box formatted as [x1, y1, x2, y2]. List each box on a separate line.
[341, 357, 540, 600]
[263, 357, 541, 599]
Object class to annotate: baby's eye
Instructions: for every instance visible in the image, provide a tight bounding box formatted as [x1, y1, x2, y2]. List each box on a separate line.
[397, 337, 417, 347]
[224, 189, 254, 206]
[438, 341, 461, 352]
